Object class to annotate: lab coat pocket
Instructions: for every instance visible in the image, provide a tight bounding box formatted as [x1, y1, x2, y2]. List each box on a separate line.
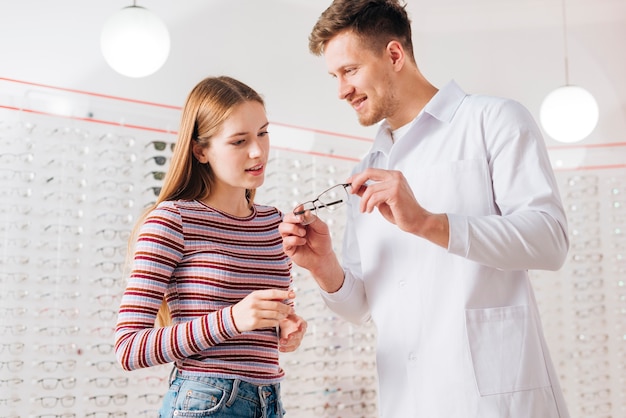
[410, 158, 493, 216]
[465, 305, 550, 396]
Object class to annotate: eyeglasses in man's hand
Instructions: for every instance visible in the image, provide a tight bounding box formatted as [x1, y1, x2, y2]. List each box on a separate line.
[293, 183, 351, 225]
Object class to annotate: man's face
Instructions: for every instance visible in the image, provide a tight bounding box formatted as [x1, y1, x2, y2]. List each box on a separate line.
[324, 31, 398, 127]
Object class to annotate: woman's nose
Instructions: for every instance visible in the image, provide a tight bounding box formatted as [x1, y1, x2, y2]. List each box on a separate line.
[249, 140, 263, 157]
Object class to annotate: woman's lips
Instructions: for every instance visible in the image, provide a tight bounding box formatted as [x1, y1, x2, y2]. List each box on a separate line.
[246, 164, 264, 175]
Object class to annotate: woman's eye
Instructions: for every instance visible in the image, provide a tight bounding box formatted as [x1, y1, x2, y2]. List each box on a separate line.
[259, 131, 269, 137]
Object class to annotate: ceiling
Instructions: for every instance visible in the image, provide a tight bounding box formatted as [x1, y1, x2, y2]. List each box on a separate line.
[1, 0, 625, 152]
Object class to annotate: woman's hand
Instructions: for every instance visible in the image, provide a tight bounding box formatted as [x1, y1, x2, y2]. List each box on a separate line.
[278, 314, 307, 353]
[231, 289, 295, 332]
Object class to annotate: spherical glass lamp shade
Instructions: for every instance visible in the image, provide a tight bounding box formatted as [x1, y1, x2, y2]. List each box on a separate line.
[539, 85, 599, 143]
[100, 6, 170, 78]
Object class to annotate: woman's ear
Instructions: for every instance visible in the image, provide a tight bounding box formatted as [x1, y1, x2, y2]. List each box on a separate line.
[192, 142, 208, 164]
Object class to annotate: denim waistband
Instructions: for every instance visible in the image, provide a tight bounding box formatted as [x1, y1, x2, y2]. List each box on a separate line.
[164, 369, 284, 417]
[173, 369, 281, 406]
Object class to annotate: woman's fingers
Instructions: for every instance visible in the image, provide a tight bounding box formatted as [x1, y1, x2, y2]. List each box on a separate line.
[231, 289, 295, 332]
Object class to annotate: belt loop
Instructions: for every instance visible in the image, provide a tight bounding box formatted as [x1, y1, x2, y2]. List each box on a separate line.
[225, 379, 240, 407]
[167, 365, 178, 385]
[274, 384, 284, 417]
[258, 385, 268, 418]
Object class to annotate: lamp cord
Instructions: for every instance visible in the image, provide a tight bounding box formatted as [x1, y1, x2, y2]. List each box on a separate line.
[561, 0, 570, 86]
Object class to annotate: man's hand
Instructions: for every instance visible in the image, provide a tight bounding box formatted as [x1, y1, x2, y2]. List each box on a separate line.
[348, 168, 449, 248]
[279, 214, 345, 293]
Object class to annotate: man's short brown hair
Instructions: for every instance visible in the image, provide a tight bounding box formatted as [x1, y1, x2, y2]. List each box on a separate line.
[309, 0, 414, 62]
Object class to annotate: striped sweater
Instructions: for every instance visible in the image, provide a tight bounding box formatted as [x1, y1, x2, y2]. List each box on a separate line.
[115, 199, 292, 384]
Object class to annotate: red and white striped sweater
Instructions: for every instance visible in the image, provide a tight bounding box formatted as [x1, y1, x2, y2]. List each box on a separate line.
[115, 199, 292, 384]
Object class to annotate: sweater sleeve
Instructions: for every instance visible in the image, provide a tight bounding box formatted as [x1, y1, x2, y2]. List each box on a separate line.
[114, 203, 242, 371]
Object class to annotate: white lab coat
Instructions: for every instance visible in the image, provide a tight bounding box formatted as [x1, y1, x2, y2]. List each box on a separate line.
[322, 81, 570, 417]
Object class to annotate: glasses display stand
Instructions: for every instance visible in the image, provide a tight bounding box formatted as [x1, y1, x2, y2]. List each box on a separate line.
[531, 160, 626, 418]
[0, 79, 182, 418]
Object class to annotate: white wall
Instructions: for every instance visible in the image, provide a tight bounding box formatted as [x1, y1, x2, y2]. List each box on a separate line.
[1, 0, 624, 151]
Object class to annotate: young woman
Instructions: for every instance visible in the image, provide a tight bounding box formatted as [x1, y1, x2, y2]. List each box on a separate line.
[115, 76, 307, 418]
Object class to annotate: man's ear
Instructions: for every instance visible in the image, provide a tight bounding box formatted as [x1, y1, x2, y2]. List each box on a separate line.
[386, 40, 405, 71]
[192, 142, 208, 164]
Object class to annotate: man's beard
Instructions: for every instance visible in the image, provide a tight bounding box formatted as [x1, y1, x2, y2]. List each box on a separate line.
[356, 78, 398, 127]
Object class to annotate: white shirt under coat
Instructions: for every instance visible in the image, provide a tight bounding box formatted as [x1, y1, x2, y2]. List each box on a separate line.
[322, 80, 570, 418]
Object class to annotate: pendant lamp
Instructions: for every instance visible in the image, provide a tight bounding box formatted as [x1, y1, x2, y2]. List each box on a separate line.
[100, 1, 170, 78]
[539, 0, 598, 143]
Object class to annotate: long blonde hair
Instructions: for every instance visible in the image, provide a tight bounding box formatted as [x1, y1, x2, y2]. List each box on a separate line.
[131, 76, 265, 327]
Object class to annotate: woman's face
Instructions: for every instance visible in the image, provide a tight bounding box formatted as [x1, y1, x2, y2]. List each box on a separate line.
[194, 100, 270, 193]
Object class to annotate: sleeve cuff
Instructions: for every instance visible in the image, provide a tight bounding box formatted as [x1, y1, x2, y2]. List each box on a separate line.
[204, 307, 241, 344]
[447, 213, 470, 257]
[320, 270, 354, 303]
[224, 306, 241, 336]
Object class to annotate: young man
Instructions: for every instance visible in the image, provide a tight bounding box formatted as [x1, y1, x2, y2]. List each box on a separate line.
[279, 1, 570, 417]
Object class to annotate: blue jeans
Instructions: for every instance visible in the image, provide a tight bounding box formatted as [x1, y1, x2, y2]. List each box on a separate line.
[158, 371, 285, 417]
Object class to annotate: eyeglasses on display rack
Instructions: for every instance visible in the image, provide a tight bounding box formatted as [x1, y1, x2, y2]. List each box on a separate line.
[144, 155, 168, 166]
[293, 183, 351, 225]
[145, 170, 166, 181]
[33, 359, 76, 373]
[98, 132, 136, 148]
[98, 149, 137, 163]
[0, 343, 25, 355]
[0, 378, 23, 387]
[35, 377, 77, 390]
[34, 360, 76, 372]
[88, 393, 128, 407]
[32, 395, 76, 408]
[145, 140, 176, 152]
[88, 376, 129, 389]
[85, 412, 126, 418]
[144, 186, 162, 197]
[0, 360, 24, 372]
